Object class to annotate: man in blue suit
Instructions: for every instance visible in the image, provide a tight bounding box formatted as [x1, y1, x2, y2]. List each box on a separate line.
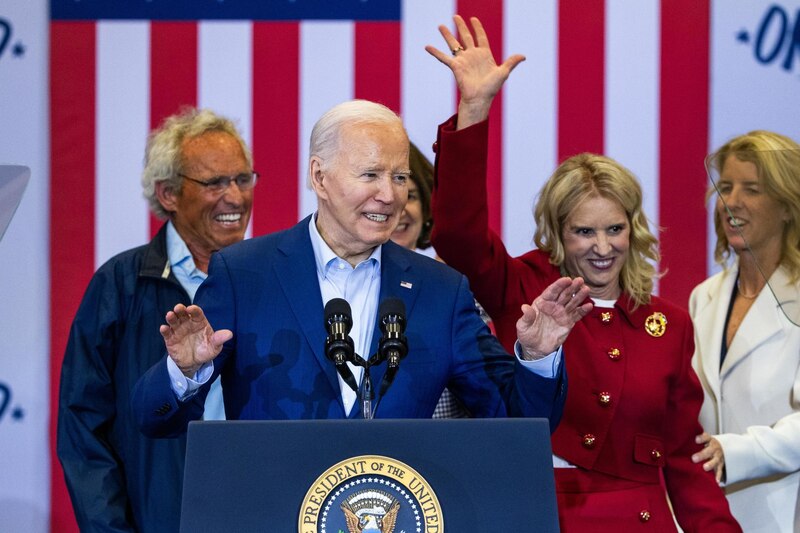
[132, 100, 592, 435]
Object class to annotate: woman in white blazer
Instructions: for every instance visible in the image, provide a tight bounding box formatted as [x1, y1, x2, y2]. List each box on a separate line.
[689, 130, 800, 532]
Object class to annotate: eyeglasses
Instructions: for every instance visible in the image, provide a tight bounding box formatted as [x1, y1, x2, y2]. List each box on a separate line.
[178, 172, 259, 193]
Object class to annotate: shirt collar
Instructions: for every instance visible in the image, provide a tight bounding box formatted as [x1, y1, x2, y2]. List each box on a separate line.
[591, 297, 617, 309]
[307, 214, 382, 277]
[166, 221, 207, 281]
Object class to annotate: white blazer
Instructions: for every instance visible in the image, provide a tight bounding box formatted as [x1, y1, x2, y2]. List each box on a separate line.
[690, 264, 800, 532]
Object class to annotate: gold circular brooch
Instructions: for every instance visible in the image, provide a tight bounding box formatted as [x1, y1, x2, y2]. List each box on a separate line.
[645, 312, 667, 337]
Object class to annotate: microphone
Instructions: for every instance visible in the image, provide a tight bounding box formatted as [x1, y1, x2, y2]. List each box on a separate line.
[376, 298, 408, 396]
[324, 298, 358, 392]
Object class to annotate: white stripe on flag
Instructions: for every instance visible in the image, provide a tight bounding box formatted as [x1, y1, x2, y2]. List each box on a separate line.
[605, 0, 659, 228]
[503, 0, 558, 257]
[96, 21, 150, 269]
[401, 0, 456, 161]
[199, 21, 253, 148]
[299, 21, 355, 220]
[199, 21, 254, 238]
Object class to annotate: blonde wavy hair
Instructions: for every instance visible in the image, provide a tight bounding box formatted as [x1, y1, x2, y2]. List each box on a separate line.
[533, 153, 660, 307]
[707, 130, 800, 281]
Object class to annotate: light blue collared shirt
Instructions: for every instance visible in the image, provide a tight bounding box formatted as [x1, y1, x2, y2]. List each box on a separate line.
[308, 216, 382, 415]
[166, 222, 206, 300]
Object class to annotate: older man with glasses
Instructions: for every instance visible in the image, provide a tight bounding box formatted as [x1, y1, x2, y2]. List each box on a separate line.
[57, 107, 255, 532]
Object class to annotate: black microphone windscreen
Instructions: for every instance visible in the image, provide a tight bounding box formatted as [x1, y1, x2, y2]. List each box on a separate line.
[325, 298, 352, 322]
[378, 297, 405, 319]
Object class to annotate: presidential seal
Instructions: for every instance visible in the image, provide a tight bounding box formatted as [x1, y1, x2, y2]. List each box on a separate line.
[298, 455, 443, 533]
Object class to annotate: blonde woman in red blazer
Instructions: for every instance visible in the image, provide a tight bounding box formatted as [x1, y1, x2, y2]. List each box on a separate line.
[426, 15, 740, 532]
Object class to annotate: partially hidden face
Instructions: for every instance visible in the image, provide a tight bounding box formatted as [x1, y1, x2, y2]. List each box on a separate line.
[165, 131, 253, 260]
[313, 121, 410, 264]
[391, 178, 423, 250]
[715, 154, 788, 259]
[561, 195, 630, 300]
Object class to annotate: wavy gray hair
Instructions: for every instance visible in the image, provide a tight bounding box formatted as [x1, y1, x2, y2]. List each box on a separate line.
[142, 107, 252, 219]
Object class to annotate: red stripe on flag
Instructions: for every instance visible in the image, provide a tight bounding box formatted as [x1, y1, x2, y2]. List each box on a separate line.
[557, 0, 605, 161]
[659, 0, 710, 307]
[50, 21, 96, 533]
[149, 22, 198, 238]
[457, 1, 504, 234]
[252, 22, 300, 235]
[355, 22, 401, 114]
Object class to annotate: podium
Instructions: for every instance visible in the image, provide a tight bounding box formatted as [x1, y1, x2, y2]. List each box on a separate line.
[180, 418, 559, 532]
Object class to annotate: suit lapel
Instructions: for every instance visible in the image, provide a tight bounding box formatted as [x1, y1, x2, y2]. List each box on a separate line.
[723, 266, 799, 376]
[369, 242, 421, 414]
[693, 270, 734, 397]
[272, 217, 344, 410]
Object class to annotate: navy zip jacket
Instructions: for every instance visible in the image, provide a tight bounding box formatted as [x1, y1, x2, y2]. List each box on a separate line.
[58, 224, 189, 532]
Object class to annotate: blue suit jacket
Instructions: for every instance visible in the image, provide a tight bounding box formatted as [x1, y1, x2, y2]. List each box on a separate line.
[133, 217, 566, 435]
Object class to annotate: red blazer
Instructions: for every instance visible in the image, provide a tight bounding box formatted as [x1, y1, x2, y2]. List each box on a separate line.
[431, 116, 739, 531]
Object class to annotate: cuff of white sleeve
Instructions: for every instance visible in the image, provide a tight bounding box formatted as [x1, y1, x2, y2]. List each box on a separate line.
[514, 343, 562, 378]
[166, 355, 214, 401]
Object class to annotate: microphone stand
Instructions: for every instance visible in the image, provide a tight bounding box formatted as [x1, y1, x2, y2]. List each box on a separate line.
[350, 352, 383, 420]
[360, 362, 374, 420]
[348, 352, 377, 420]
[358, 347, 407, 419]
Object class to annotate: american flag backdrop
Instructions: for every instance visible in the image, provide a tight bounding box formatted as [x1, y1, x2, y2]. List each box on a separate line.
[40, 0, 800, 530]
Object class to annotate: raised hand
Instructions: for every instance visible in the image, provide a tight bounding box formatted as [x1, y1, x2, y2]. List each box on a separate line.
[425, 15, 525, 129]
[516, 277, 593, 359]
[160, 303, 232, 377]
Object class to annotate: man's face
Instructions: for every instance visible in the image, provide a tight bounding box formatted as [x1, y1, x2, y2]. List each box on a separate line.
[312, 121, 410, 265]
[158, 131, 253, 267]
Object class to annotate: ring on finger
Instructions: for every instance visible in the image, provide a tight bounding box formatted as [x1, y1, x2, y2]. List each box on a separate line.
[451, 45, 465, 56]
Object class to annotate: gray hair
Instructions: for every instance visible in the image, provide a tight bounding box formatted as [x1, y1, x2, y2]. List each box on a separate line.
[142, 107, 252, 219]
[309, 100, 405, 172]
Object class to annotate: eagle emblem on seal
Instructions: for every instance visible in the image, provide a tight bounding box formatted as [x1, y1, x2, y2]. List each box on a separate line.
[341, 489, 400, 533]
